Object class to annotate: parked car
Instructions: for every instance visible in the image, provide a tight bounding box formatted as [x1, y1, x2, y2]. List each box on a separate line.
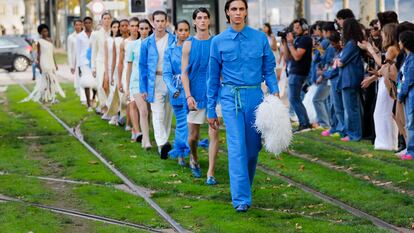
[0, 36, 32, 72]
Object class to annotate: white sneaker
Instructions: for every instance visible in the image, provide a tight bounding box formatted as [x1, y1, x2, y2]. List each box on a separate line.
[125, 125, 132, 131]
[101, 114, 111, 121]
[87, 107, 93, 112]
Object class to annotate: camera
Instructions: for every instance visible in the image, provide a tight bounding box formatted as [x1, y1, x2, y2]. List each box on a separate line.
[277, 25, 292, 39]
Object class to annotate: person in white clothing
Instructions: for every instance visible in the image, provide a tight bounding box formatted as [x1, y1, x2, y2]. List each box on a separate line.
[91, 12, 112, 115]
[76, 17, 97, 112]
[67, 19, 86, 104]
[104, 20, 120, 118]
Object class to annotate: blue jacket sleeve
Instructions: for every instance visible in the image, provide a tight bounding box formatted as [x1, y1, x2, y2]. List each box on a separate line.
[207, 38, 221, 119]
[323, 67, 339, 80]
[323, 47, 335, 69]
[139, 39, 149, 94]
[262, 35, 279, 94]
[162, 48, 178, 95]
[340, 41, 359, 67]
[398, 66, 414, 101]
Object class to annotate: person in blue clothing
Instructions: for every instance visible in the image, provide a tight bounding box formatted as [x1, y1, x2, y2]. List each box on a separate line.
[398, 31, 414, 160]
[335, 18, 364, 142]
[321, 31, 345, 138]
[163, 20, 191, 166]
[139, 10, 176, 159]
[207, 0, 279, 212]
[181, 8, 220, 184]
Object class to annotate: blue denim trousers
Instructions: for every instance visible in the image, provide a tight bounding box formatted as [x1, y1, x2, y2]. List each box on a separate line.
[288, 74, 310, 126]
[312, 80, 331, 128]
[329, 79, 345, 136]
[404, 89, 414, 155]
[341, 87, 362, 141]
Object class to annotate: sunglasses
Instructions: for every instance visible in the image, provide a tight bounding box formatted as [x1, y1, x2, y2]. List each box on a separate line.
[371, 26, 379, 31]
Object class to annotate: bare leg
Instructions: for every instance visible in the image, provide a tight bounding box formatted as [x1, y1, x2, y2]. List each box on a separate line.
[207, 125, 219, 178]
[85, 88, 91, 107]
[130, 100, 141, 134]
[188, 123, 201, 164]
[134, 94, 151, 148]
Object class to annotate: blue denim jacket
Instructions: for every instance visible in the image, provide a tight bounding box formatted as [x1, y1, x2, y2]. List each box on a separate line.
[207, 26, 279, 119]
[139, 32, 175, 103]
[339, 40, 364, 89]
[163, 41, 186, 106]
[398, 52, 414, 102]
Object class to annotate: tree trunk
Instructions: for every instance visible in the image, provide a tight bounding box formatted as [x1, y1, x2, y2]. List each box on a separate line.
[359, 0, 376, 26]
[294, 0, 304, 19]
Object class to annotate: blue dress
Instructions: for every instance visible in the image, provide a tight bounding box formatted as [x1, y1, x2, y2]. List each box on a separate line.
[163, 41, 190, 158]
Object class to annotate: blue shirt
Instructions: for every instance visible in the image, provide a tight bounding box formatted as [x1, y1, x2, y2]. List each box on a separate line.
[163, 41, 186, 106]
[139, 32, 175, 102]
[207, 26, 279, 119]
[398, 52, 414, 101]
[339, 40, 364, 89]
[186, 36, 213, 109]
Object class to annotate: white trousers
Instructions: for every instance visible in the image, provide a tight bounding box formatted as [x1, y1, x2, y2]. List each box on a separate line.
[150, 76, 173, 146]
[96, 62, 107, 108]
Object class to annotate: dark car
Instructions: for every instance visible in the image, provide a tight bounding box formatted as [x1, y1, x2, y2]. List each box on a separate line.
[0, 36, 32, 72]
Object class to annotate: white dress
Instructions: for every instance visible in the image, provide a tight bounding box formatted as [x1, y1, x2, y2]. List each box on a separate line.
[373, 76, 398, 151]
[21, 38, 65, 103]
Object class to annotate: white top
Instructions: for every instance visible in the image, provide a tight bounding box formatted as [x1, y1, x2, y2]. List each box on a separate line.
[106, 36, 115, 74]
[156, 34, 169, 73]
[67, 32, 79, 69]
[38, 38, 55, 72]
[76, 31, 91, 67]
[91, 28, 110, 70]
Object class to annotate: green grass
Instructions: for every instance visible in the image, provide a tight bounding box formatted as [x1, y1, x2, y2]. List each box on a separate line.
[55, 52, 67, 65]
[34, 84, 387, 232]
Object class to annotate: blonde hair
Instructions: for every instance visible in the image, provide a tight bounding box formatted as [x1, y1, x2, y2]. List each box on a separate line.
[381, 23, 398, 51]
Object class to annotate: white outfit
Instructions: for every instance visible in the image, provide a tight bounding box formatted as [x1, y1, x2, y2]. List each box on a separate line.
[107, 37, 123, 116]
[76, 31, 96, 89]
[91, 28, 110, 108]
[373, 76, 398, 151]
[68, 31, 86, 102]
[303, 84, 317, 124]
[188, 109, 207, 124]
[105, 37, 115, 107]
[21, 38, 65, 103]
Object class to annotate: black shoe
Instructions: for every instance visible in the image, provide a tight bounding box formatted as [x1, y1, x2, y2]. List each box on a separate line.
[160, 142, 171, 160]
[136, 134, 143, 143]
[294, 124, 312, 133]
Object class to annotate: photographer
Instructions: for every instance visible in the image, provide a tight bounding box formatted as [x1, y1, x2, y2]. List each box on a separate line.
[282, 19, 313, 131]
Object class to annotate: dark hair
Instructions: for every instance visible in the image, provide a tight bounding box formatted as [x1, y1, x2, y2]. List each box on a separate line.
[336, 9, 354, 20]
[397, 21, 414, 40]
[263, 23, 272, 36]
[329, 31, 341, 44]
[139, 19, 153, 36]
[400, 31, 414, 52]
[292, 18, 308, 31]
[315, 21, 325, 31]
[83, 17, 93, 23]
[110, 20, 120, 37]
[152, 10, 167, 21]
[175, 19, 190, 31]
[377, 11, 398, 27]
[192, 8, 210, 32]
[369, 19, 379, 27]
[101, 11, 112, 19]
[322, 21, 336, 32]
[73, 19, 82, 25]
[120, 18, 129, 24]
[37, 24, 49, 34]
[130, 17, 139, 24]
[309, 24, 317, 35]
[342, 18, 364, 44]
[224, 0, 248, 23]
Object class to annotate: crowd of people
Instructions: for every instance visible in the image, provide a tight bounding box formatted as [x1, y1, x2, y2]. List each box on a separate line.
[22, 0, 414, 212]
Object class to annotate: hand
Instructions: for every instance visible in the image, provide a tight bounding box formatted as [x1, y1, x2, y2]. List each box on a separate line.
[173, 91, 180, 99]
[92, 70, 96, 78]
[208, 118, 220, 130]
[273, 93, 280, 98]
[357, 41, 368, 50]
[141, 93, 148, 101]
[361, 76, 374, 89]
[286, 32, 294, 43]
[316, 76, 324, 84]
[70, 68, 75, 74]
[187, 96, 197, 111]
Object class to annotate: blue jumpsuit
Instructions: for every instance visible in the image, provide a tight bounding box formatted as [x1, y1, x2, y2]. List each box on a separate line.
[163, 41, 190, 158]
[207, 26, 279, 208]
[186, 36, 213, 110]
[398, 52, 414, 156]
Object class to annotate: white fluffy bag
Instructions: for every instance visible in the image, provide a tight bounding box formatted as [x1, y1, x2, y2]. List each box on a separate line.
[255, 95, 292, 156]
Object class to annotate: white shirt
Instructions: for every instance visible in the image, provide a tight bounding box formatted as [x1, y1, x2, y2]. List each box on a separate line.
[76, 31, 91, 67]
[156, 34, 169, 73]
[91, 28, 110, 70]
[67, 31, 79, 69]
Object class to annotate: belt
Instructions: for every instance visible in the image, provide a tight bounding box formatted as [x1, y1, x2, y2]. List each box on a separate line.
[223, 83, 261, 116]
